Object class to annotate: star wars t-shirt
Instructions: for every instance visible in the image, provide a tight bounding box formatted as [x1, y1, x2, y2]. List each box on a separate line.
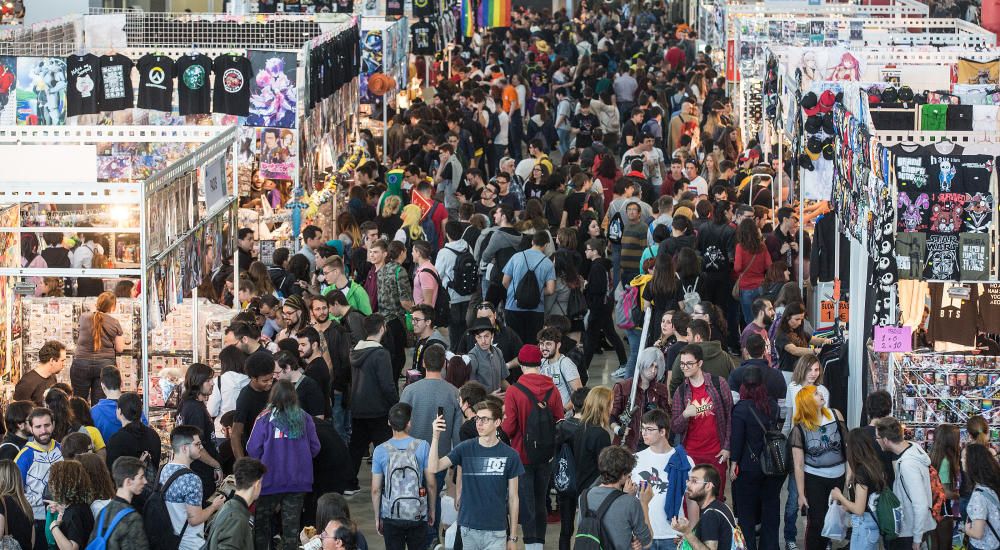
[411, 21, 437, 54]
[137, 54, 175, 112]
[959, 232, 990, 281]
[212, 54, 252, 116]
[176, 54, 212, 115]
[66, 54, 101, 116]
[97, 54, 134, 112]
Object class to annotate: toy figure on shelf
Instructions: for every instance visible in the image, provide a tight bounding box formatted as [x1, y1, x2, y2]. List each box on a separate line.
[286, 185, 309, 242]
[306, 145, 367, 216]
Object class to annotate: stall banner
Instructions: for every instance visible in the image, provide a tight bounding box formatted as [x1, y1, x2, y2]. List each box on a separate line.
[0, 56, 15, 125]
[16, 57, 67, 125]
[247, 50, 298, 129]
[258, 127, 298, 182]
[789, 48, 865, 91]
[956, 58, 999, 86]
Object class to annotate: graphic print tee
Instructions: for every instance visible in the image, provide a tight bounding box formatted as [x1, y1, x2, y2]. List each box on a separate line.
[136, 54, 175, 112]
[411, 20, 437, 54]
[212, 54, 252, 116]
[176, 54, 213, 115]
[66, 54, 101, 116]
[97, 54, 134, 112]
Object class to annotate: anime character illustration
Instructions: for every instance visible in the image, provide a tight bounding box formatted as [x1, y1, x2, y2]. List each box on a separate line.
[247, 52, 297, 128]
[797, 50, 819, 88]
[929, 202, 964, 233]
[17, 57, 67, 125]
[898, 192, 930, 232]
[938, 160, 957, 192]
[0, 57, 15, 122]
[826, 52, 860, 81]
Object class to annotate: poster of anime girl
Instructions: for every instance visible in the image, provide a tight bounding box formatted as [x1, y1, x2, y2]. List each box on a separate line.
[825, 51, 861, 81]
[0, 57, 16, 125]
[246, 51, 298, 129]
[15, 57, 66, 125]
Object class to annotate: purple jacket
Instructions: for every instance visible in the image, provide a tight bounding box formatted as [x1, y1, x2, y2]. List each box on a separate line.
[247, 409, 321, 495]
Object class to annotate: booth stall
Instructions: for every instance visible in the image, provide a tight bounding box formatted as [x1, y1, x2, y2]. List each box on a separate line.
[360, 16, 410, 162]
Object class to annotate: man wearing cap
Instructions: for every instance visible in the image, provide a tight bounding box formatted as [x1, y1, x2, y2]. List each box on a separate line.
[466, 317, 511, 394]
[458, 302, 523, 376]
[502, 344, 564, 550]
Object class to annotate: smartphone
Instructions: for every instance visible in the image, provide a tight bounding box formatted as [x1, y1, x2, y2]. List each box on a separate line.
[437, 406, 445, 418]
[800, 505, 808, 517]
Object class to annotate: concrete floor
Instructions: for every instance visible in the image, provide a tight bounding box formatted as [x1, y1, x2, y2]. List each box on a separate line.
[341, 347, 808, 550]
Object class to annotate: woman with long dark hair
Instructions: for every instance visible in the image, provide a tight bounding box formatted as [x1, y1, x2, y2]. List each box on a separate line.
[830, 428, 887, 550]
[775, 302, 831, 375]
[729, 366, 783, 550]
[43, 388, 74, 442]
[0, 459, 33, 550]
[758, 260, 789, 303]
[176, 363, 224, 500]
[581, 238, 627, 373]
[674, 246, 703, 312]
[558, 386, 614, 550]
[964, 443, 1000, 549]
[248, 379, 321, 550]
[930, 424, 961, 549]
[70, 291, 124, 403]
[207, 345, 250, 441]
[733, 217, 771, 324]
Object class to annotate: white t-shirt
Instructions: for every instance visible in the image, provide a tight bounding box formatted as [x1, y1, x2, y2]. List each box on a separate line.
[540, 355, 580, 406]
[556, 99, 573, 130]
[631, 447, 696, 539]
[687, 176, 709, 196]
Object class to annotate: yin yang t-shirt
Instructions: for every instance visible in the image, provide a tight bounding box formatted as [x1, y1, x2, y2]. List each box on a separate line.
[176, 54, 213, 115]
[137, 54, 175, 112]
[66, 54, 101, 116]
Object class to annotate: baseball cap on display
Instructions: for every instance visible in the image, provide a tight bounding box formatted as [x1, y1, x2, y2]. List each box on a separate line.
[801, 91, 821, 116]
[799, 153, 815, 171]
[817, 90, 836, 113]
[898, 86, 914, 102]
[881, 86, 899, 104]
[804, 115, 823, 134]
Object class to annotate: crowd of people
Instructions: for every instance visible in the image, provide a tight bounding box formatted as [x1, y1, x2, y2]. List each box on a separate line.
[1, 2, 999, 550]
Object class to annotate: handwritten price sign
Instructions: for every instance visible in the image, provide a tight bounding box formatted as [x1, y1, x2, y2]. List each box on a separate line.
[873, 326, 912, 353]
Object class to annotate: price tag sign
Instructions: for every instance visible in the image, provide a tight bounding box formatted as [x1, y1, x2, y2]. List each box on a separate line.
[874, 326, 912, 353]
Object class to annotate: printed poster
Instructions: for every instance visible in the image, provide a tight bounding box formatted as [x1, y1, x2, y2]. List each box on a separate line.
[16, 57, 67, 125]
[246, 50, 298, 129]
[956, 58, 999, 86]
[360, 30, 385, 104]
[0, 56, 15, 125]
[258, 127, 297, 181]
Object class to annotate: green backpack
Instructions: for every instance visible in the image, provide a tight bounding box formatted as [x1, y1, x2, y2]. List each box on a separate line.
[870, 488, 904, 542]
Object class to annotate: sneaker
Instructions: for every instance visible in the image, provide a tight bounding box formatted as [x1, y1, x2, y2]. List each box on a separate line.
[785, 542, 799, 550]
[343, 487, 361, 496]
[612, 366, 630, 379]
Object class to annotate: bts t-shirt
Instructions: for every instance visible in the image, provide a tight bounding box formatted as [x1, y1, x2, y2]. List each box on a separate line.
[137, 54, 175, 112]
[66, 54, 101, 116]
[97, 54, 134, 112]
[212, 54, 252, 116]
[176, 54, 213, 115]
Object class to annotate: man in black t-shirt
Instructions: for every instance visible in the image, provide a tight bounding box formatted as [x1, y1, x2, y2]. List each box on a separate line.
[571, 102, 600, 149]
[13, 340, 65, 405]
[619, 107, 644, 155]
[275, 350, 327, 419]
[673, 464, 735, 550]
[231, 351, 276, 459]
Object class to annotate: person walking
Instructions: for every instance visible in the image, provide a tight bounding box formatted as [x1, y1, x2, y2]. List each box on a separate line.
[733, 218, 771, 325]
[207, 457, 268, 550]
[86, 456, 150, 550]
[963, 443, 1000, 550]
[502, 232, 557, 345]
[159, 425, 225, 550]
[348, 314, 398, 494]
[15, 407, 63, 550]
[875, 417, 937, 550]
[581, 238, 627, 374]
[577, 446, 654, 550]
[829, 429, 887, 550]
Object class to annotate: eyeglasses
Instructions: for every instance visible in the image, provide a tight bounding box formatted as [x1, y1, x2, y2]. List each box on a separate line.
[640, 426, 661, 433]
[679, 361, 700, 368]
[475, 416, 496, 424]
[411, 317, 428, 323]
[686, 478, 709, 485]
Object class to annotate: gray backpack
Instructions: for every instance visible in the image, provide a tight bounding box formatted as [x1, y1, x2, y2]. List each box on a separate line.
[380, 439, 428, 522]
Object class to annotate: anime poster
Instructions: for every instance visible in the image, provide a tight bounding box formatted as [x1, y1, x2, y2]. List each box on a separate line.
[0, 57, 16, 125]
[790, 48, 865, 91]
[246, 50, 297, 129]
[258, 127, 297, 182]
[360, 30, 384, 104]
[15, 57, 67, 125]
[98, 154, 133, 181]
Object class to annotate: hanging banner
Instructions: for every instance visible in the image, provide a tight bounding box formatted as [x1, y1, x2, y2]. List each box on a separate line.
[246, 50, 298, 129]
[16, 57, 67, 125]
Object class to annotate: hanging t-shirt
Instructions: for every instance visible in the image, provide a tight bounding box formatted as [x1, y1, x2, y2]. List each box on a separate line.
[959, 155, 994, 194]
[683, 381, 719, 457]
[977, 283, 1000, 334]
[925, 142, 965, 194]
[924, 233, 960, 281]
[928, 193, 966, 233]
[97, 54, 134, 112]
[895, 232, 926, 280]
[890, 144, 931, 191]
[959, 233, 990, 281]
[411, 21, 437, 55]
[176, 54, 213, 115]
[928, 282, 978, 350]
[963, 192, 993, 233]
[972, 105, 999, 132]
[212, 54, 252, 116]
[66, 54, 101, 117]
[946, 104, 974, 131]
[413, 0, 437, 17]
[921, 104, 948, 131]
[896, 191, 930, 232]
[136, 54, 175, 112]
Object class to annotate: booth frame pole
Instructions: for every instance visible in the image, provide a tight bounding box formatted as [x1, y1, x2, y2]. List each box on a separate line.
[846, 236, 868, 428]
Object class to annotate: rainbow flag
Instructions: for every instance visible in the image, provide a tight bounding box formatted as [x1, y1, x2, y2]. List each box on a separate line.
[478, 0, 510, 28]
[461, 0, 475, 37]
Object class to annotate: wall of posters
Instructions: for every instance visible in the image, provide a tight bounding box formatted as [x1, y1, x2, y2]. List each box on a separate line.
[246, 50, 298, 129]
[15, 57, 67, 125]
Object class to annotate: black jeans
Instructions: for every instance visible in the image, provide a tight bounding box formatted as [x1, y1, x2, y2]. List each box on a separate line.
[732, 467, 783, 550]
[384, 317, 407, 386]
[71, 357, 112, 404]
[505, 309, 545, 345]
[887, 536, 914, 550]
[803, 472, 845, 550]
[449, 300, 471, 351]
[582, 303, 627, 376]
[349, 416, 392, 487]
[558, 492, 578, 550]
[518, 462, 551, 544]
[382, 518, 427, 550]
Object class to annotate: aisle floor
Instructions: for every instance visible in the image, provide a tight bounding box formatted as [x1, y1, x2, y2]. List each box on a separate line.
[344, 348, 808, 550]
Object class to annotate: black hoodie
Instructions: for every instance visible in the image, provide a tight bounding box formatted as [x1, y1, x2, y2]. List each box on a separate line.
[349, 340, 398, 419]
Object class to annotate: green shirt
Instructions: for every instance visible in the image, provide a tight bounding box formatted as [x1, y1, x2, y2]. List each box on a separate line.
[322, 279, 373, 315]
[921, 104, 948, 131]
[939, 456, 951, 485]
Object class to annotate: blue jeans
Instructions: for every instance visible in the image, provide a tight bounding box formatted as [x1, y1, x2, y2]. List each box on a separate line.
[650, 539, 678, 550]
[611, 243, 623, 290]
[557, 128, 572, 156]
[333, 392, 351, 443]
[783, 473, 798, 543]
[740, 287, 762, 326]
[849, 513, 880, 550]
[427, 469, 447, 548]
[625, 328, 642, 375]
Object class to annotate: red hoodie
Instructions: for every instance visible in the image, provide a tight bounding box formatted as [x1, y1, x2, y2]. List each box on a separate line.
[502, 372, 565, 465]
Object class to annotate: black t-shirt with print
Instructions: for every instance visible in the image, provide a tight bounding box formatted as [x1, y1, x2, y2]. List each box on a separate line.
[411, 21, 437, 55]
[959, 155, 994, 194]
[97, 54, 134, 112]
[572, 112, 600, 148]
[924, 142, 965, 194]
[890, 144, 931, 191]
[136, 54, 176, 112]
[695, 500, 734, 550]
[66, 54, 101, 116]
[213, 54, 253, 116]
[176, 54, 213, 115]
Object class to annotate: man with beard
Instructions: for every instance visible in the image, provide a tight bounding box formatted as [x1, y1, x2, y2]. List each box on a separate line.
[739, 298, 774, 360]
[671, 464, 736, 550]
[15, 408, 63, 548]
[410, 304, 447, 378]
[276, 295, 310, 342]
[537, 327, 582, 412]
[297, 326, 333, 419]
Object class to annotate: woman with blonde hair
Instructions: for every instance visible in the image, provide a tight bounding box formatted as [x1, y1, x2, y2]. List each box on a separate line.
[0, 459, 33, 549]
[789, 385, 847, 550]
[47, 460, 95, 550]
[393, 203, 425, 245]
[377, 194, 403, 241]
[70, 291, 124, 403]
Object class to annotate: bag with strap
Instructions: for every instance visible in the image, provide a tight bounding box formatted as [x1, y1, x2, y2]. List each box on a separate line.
[574, 489, 625, 550]
[86, 507, 135, 550]
[143, 466, 193, 550]
[746, 407, 790, 477]
[732, 253, 759, 300]
[0, 498, 22, 550]
[380, 439, 429, 522]
[551, 422, 578, 495]
[704, 506, 748, 550]
[514, 382, 557, 464]
[419, 268, 451, 327]
[419, 202, 443, 256]
[870, 488, 903, 542]
[446, 245, 479, 296]
[607, 211, 624, 244]
[567, 286, 587, 321]
[614, 284, 642, 330]
[928, 464, 949, 522]
[681, 275, 701, 312]
[514, 253, 546, 310]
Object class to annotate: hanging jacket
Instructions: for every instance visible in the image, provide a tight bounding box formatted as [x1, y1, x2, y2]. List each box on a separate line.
[664, 443, 692, 523]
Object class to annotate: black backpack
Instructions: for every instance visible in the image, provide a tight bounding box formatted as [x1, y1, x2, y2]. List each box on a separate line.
[420, 268, 451, 327]
[445, 245, 479, 296]
[143, 466, 192, 550]
[607, 211, 624, 244]
[514, 382, 557, 464]
[489, 245, 518, 286]
[514, 253, 545, 310]
[574, 489, 625, 550]
[747, 407, 790, 477]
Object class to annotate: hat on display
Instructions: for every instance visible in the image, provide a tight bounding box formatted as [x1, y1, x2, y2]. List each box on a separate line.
[881, 86, 898, 104]
[804, 115, 823, 134]
[467, 317, 496, 335]
[822, 115, 835, 135]
[835, 91, 844, 104]
[799, 153, 815, 171]
[822, 142, 835, 160]
[898, 86, 914, 102]
[801, 92, 820, 116]
[807, 136, 823, 156]
[535, 40, 551, 53]
[868, 93, 881, 105]
[517, 345, 543, 368]
[817, 90, 836, 113]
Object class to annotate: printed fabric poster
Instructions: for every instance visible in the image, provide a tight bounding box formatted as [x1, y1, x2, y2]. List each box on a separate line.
[258, 127, 297, 181]
[360, 30, 384, 105]
[0, 56, 15, 125]
[246, 50, 298, 129]
[16, 57, 67, 125]
[956, 58, 999, 86]
[963, 192, 993, 233]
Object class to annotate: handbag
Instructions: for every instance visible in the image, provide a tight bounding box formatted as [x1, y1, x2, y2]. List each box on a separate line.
[746, 407, 791, 477]
[0, 498, 22, 550]
[732, 253, 759, 300]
